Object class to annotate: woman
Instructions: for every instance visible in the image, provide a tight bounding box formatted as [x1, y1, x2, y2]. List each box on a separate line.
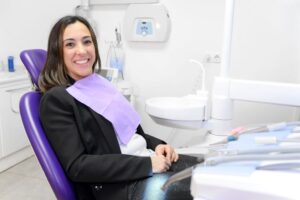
[39, 15, 198, 200]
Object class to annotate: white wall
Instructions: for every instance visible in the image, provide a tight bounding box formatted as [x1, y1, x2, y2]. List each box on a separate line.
[1, 0, 300, 147]
[0, 0, 78, 66]
[230, 0, 300, 127]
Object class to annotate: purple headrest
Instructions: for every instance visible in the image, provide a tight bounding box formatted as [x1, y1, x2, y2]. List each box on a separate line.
[20, 49, 47, 87]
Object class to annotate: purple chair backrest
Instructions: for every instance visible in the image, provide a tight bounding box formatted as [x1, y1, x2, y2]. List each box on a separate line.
[19, 49, 76, 200]
[20, 49, 47, 87]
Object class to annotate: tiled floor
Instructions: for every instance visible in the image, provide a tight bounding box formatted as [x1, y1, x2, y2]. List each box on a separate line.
[0, 156, 55, 200]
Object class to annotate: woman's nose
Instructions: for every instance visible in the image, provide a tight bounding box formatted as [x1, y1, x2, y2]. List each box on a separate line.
[76, 43, 87, 54]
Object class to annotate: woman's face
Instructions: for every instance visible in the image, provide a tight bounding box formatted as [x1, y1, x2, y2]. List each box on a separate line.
[63, 21, 96, 80]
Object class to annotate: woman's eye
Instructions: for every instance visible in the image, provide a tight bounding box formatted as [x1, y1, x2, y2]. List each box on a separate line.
[84, 39, 93, 45]
[65, 42, 75, 48]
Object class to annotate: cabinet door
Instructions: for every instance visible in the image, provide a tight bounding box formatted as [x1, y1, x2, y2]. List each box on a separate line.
[0, 84, 31, 156]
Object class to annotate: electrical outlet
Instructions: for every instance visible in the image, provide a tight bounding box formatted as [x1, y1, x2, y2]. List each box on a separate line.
[203, 53, 221, 63]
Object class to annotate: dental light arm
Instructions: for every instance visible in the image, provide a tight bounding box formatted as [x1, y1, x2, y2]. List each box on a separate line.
[211, 77, 300, 120]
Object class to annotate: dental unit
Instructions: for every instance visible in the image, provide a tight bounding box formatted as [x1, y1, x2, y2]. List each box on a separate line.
[144, 0, 300, 199]
[145, 0, 300, 145]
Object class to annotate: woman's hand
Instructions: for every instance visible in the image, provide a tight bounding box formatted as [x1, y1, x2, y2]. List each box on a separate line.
[155, 144, 179, 163]
[150, 154, 171, 173]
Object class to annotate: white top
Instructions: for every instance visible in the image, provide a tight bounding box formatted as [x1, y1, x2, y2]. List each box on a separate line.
[118, 133, 154, 156]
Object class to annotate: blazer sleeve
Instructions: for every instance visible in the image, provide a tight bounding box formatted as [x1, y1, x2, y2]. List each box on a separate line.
[136, 125, 166, 150]
[39, 87, 153, 183]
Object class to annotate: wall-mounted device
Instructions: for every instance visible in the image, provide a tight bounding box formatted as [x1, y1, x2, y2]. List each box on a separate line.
[124, 4, 171, 42]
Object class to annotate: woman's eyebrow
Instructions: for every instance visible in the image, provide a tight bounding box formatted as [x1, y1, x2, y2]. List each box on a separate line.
[82, 36, 92, 40]
[63, 36, 91, 42]
[63, 38, 75, 42]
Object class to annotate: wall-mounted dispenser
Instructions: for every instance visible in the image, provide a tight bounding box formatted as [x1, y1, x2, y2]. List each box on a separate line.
[124, 4, 171, 42]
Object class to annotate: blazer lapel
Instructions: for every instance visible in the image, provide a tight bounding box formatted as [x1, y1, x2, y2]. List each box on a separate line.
[89, 108, 121, 153]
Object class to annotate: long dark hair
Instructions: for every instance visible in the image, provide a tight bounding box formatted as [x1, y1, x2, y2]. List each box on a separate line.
[38, 15, 101, 93]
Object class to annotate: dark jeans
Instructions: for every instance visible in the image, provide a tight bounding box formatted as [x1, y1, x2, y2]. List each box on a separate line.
[128, 155, 199, 200]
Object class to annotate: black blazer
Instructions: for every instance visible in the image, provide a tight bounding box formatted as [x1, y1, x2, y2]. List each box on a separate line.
[39, 86, 165, 200]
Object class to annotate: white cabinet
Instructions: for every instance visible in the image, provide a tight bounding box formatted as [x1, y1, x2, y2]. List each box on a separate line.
[0, 71, 33, 172]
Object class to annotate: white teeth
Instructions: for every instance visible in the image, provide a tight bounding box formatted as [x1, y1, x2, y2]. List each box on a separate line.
[75, 59, 88, 64]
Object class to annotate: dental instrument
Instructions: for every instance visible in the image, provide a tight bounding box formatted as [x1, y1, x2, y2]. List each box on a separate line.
[204, 153, 300, 166]
[255, 136, 300, 145]
[216, 146, 300, 156]
[210, 121, 300, 146]
[256, 162, 300, 170]
[163, 120, 300, 191]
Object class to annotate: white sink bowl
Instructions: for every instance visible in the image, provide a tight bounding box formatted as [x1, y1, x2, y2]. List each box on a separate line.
[145, 95, 207, 129]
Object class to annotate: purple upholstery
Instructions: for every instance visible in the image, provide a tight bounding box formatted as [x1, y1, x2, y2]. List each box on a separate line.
[20, 49, 47, 86]
[19, 49, 76, 200]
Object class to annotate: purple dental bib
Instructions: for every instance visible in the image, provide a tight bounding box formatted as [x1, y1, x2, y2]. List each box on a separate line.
[66, 73, 140, 144]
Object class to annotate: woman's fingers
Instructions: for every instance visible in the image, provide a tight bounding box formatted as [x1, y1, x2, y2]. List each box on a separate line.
[173, 151, 179, 162]
[150, 155, 171, 173]
[155, 144, 179, 163]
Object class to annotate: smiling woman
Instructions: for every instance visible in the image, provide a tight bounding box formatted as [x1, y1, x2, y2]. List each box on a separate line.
[62, 22, 95, 80]
[38, 15, 198, 200]
[38, 15, 101, 93]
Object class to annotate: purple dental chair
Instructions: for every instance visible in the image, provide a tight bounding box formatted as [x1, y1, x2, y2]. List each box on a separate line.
[19, 49, 77, 200]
